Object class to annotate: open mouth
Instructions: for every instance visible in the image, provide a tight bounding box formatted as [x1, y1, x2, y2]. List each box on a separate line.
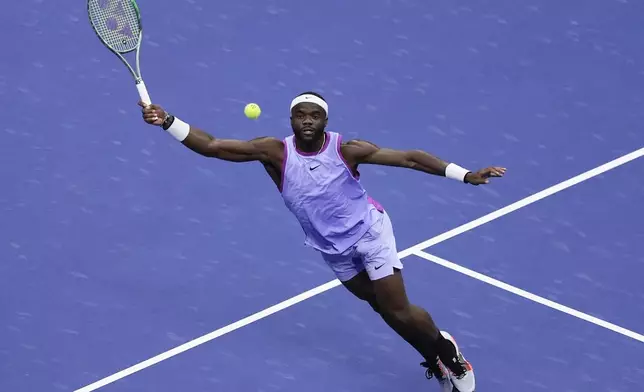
[302, 129, 315, 136]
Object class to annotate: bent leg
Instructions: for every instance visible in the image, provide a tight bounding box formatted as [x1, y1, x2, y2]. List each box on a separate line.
[370, 269, 441, 357]
[352, 210, 441, 355]
[356, 210, 469, 380]
[341, 269, 437, 360]
[372, 270, 475, 390]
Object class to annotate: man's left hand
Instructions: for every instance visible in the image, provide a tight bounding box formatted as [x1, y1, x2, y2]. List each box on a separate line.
[465, 167, 506, 185]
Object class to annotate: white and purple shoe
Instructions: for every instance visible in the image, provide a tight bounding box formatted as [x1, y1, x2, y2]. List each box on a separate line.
[438, 331, 475, 392]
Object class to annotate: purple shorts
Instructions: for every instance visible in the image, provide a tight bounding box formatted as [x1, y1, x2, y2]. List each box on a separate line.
[320, 207, 403, 282]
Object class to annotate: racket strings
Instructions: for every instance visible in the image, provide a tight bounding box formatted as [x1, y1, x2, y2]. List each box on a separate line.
[88, 0, 141, 53]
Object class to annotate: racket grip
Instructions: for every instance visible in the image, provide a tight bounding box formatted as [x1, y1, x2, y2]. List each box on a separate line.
[136, 80, 152, 106]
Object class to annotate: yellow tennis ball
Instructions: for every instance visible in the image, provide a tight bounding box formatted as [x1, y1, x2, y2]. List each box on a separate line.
[244, 103, 261, 119]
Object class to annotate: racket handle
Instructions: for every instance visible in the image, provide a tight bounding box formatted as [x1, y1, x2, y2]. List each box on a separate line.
[136, 80, 152, 106]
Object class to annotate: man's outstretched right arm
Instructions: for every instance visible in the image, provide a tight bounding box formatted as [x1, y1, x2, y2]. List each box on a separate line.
[139, 101, 282, 163]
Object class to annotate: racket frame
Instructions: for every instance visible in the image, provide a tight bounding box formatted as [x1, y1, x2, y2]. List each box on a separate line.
[87, 0, 151, 104]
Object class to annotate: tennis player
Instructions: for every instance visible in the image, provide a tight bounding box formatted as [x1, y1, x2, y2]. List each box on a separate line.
[138, 92, 505, 392]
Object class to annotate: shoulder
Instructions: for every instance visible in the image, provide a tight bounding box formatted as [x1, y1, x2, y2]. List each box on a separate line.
[248, 136, 285, 163]
[341, 139, 379, 148]
[250, 136, 284, 149]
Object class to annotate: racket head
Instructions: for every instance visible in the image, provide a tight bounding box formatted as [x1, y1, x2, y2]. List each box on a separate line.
[87, 0, 142, 54]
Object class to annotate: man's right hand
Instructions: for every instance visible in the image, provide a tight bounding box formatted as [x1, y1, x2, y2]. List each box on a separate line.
[138, 101, 166, 126]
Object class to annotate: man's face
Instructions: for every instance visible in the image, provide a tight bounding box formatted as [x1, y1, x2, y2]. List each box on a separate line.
[290, 102, 327, 143]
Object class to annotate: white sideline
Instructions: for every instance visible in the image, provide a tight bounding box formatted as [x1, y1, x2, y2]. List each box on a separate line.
[74, 147, 644, 391]
[398, 147, 644, 258]
[413, 250, 644, 343]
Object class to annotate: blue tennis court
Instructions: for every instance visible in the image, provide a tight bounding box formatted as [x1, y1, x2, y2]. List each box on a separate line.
[2, 1, 643, 391]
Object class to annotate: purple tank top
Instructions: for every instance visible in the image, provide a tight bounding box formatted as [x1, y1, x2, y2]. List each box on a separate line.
[280, 131, 384, 254]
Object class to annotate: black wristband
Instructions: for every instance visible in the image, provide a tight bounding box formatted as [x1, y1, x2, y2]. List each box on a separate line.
[161, 114, 175, 130]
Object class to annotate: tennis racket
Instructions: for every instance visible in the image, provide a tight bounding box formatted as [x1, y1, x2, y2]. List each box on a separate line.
[87, 0, 151, 105]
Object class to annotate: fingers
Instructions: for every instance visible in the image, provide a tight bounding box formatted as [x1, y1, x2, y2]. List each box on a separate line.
[489, 167, 506, 177]
[138, 101, 165, 124]
[142, 108, 160, 120]
[143, 112, 159, 122]
[481, 166, 506, 177]
[470, 166, 507, 185]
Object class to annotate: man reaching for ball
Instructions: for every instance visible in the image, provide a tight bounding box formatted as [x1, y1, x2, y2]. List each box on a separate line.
[138, 92, 505, 392]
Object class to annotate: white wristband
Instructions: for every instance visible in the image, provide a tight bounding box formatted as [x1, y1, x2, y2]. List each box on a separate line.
[445, 163, 470, 182]
[166, 117, 190, 142]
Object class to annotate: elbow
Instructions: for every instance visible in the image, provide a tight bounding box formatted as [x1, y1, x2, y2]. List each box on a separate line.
[188, 139, 221, 158]
[204, 140, 223, 158]
[405, 150, 423, 168]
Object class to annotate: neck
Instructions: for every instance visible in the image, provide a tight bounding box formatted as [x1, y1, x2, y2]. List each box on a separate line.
[295, 133, 326, 153]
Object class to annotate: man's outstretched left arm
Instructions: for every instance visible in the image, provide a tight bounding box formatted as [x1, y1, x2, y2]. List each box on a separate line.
[341, 139, 506, 185]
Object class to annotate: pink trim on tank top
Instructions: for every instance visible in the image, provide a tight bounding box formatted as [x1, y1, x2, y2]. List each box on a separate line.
[336, 134, 359, 179]
[279, 139, 288, 193]
[336, 134, 384, 213]
[368, 196, 384, 212]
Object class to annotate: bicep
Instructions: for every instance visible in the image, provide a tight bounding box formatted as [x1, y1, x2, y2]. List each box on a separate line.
[343, 140, 411, 167]
[362, 148, 411, 166]
[208, 137, 281, 162]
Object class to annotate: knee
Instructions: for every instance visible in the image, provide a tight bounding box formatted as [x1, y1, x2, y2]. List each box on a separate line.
[380, 305, 413, 325]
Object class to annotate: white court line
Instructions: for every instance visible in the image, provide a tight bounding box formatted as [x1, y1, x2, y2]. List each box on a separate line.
[74, 147, 644, 392]
[74, 279, 343, 392]
[413, 250, 644, 343]
[398, 147, 644, 258]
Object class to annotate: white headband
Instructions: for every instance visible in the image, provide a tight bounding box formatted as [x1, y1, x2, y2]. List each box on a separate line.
[290, 94, 328, 117]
